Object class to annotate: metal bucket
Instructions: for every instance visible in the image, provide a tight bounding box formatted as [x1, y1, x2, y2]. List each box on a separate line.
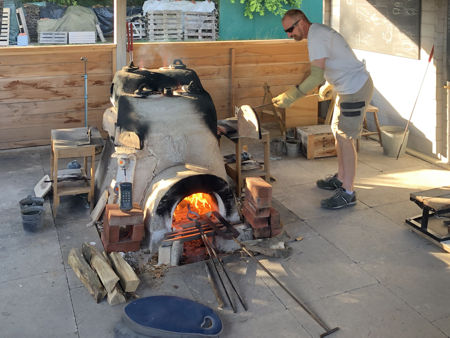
[19, 196, 45, 232]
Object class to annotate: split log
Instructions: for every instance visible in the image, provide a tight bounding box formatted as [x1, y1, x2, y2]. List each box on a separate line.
[107, 284, 126, 306]
[68, 248, 106, 303]
[82, 243, 119, 294]
[109, 252, 140, 292]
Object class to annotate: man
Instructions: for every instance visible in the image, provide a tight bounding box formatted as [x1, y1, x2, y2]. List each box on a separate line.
[272, 9, 374, 210]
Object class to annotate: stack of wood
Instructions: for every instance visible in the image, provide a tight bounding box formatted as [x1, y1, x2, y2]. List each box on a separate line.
[68, 242, 140, 305]
[23, 4, 39, 43]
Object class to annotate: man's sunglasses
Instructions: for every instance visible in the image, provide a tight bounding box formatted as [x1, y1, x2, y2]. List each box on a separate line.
[284, 19, 300, 33]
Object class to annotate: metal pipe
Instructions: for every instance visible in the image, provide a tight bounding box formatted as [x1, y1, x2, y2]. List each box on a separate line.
[205, 261, 224, 309]
[80, 57, 88, 128]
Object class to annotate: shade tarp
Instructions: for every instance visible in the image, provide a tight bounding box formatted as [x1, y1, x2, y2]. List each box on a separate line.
[37, 5, 98, 33]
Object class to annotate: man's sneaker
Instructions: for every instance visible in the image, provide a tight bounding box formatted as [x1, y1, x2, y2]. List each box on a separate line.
[316, 174, 342, 190]
[321, 188, 356, 209]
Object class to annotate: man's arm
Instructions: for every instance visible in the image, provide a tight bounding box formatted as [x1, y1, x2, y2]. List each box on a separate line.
[272, 58, 326, 108]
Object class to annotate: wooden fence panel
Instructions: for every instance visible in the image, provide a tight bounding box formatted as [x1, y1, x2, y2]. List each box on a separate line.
[0, 40, 312, 149]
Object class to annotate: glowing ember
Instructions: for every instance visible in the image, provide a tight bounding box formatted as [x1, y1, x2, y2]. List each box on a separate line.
[172, 193, 217, 229]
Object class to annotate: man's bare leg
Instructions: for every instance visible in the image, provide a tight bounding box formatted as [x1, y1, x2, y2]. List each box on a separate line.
[336, 134, 356, 191]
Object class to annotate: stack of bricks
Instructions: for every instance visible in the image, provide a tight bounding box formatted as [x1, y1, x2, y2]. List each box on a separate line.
[101, 203, 145, 253]
[241, 177, 282, 239]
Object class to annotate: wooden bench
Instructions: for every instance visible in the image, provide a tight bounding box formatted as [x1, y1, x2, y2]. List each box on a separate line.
[406, 186, 450, 251]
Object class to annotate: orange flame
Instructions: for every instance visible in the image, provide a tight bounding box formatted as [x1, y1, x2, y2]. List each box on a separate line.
[172, 193, 217, 229]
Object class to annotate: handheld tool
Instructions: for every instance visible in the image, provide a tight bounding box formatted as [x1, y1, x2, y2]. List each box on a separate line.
[210, 211, 339, 337]
[396, 45, 434, 159]
[126, 21, 135, 67]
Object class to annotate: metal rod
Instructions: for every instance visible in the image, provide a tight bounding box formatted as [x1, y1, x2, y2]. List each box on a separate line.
[187, 206, 237, 313]
[80, 57, 88, 128]
[203, 238, 248, 311]
[205, 261, 224, 309]
[396, 45, 434, 159]
[212, 212, 338, 336]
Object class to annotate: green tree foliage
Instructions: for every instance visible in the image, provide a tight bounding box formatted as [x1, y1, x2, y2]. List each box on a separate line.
[230, 0, 302, 19]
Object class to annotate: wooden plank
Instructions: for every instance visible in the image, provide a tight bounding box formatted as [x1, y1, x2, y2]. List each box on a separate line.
[0, 98, 109, 116]
[0, 62, 112, 78]
[68, 248, 106, 303]
[0, 84, 110, 103]
[109, 251, 140, 293]
[0, 74, 112, 90]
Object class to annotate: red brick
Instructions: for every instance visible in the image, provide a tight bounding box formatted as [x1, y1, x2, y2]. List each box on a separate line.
[242, 203, 269, 229]
[102, 216, 119, 243]
[269, 207, 281, 230]
[245, 189, 271, 209]
[253, 226, 271, 239]
[131, 224, 145, 241]
[107, 203, 144, 226]
[271, 227, 283, 237]
[245, 177, 272, 199]
[244, 199, 270, 217]
[101, 232, 141, 253]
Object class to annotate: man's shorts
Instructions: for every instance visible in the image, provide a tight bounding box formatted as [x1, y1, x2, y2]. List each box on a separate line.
[331, 76, 374, 140]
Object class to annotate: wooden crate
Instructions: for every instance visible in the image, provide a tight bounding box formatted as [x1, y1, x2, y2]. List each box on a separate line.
[296, 124, 336, 160]
[183, 11, 216, 41]
[146, 10, 183, 41]
[39, 32, 67, 44]
[0, 7, 10, 46]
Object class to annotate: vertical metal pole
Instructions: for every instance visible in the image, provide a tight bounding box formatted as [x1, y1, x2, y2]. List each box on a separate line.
[81, 57, 88, 128]
[446, 81, 450, 162]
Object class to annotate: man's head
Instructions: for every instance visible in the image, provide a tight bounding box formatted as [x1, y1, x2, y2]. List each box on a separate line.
[282, 9, 311, 41]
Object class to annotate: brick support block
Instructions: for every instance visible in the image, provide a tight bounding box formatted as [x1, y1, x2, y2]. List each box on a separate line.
[245, 177, 272, 199]
[244, 189, 271, 209]
[107, 203, 144, 226]
[101, 232, 141, 253]
[242, 203, 269, 229]
[244, 199, 270, 218]
[253, 226, 271, 239]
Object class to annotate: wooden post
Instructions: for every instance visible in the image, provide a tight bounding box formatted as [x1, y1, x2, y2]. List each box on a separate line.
[230, 48, 235, 117]
[114, 0, 127, 70]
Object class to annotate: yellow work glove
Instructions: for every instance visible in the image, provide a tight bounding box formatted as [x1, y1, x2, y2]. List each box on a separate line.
[272, 86, 305, 108]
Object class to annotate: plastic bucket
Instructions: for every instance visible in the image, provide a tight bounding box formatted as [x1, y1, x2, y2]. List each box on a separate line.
[380, 126, 409, 158]
[270, 138, 286, 156]
[19, 196, 45, 232]
[286, 140, 300, 157]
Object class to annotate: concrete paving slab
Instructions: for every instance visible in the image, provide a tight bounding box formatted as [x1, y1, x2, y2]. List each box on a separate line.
[433, 315, 450, 337]
[374, 199, 423, 225]
[258, 235, 377, 306]
[289, 283, 447, 338]
[70, 285, 123, 338]
[0, 270, 77, 338]
[220, 308, 312, 338]
[305, 208, 429, 263]
[361, 246, 450, 322]
[0, 227, 63, 284]
[274, 182, 369, 220]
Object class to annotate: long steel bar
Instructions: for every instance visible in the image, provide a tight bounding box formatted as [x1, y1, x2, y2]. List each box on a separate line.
[211, 212, 338, 337]
[205, 261, 225, 309]
[186, 207, 237, 313]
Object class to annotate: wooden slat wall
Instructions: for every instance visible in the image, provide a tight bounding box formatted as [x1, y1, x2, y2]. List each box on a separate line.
[0, 40, 310, 149]
[0, 45, 115, 149]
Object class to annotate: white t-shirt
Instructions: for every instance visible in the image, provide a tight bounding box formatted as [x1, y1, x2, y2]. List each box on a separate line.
[307, 23, 369, 95]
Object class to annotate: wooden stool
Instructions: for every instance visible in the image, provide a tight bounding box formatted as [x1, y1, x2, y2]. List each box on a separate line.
[357, 104, 382, 151]
[51, 128, 96, 216]
[224, 128, 271, 196]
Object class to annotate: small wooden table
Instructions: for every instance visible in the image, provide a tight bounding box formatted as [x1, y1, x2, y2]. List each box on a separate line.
[51, 128, 96, 216]
[406, 186, 450, 251]
[223, 128, 271, 196]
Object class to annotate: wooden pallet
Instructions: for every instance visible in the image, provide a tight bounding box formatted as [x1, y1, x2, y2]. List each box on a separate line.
[131, 20, 146, 40]
[68, 31, 96, 44]
[146, 11, 183, 41]
[183, 11, 216, 41]
[39, 32, 67, 44]
[0, 7, 10, 46]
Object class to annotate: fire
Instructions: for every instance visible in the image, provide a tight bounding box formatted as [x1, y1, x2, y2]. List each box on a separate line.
[172, 193, 217, 229]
